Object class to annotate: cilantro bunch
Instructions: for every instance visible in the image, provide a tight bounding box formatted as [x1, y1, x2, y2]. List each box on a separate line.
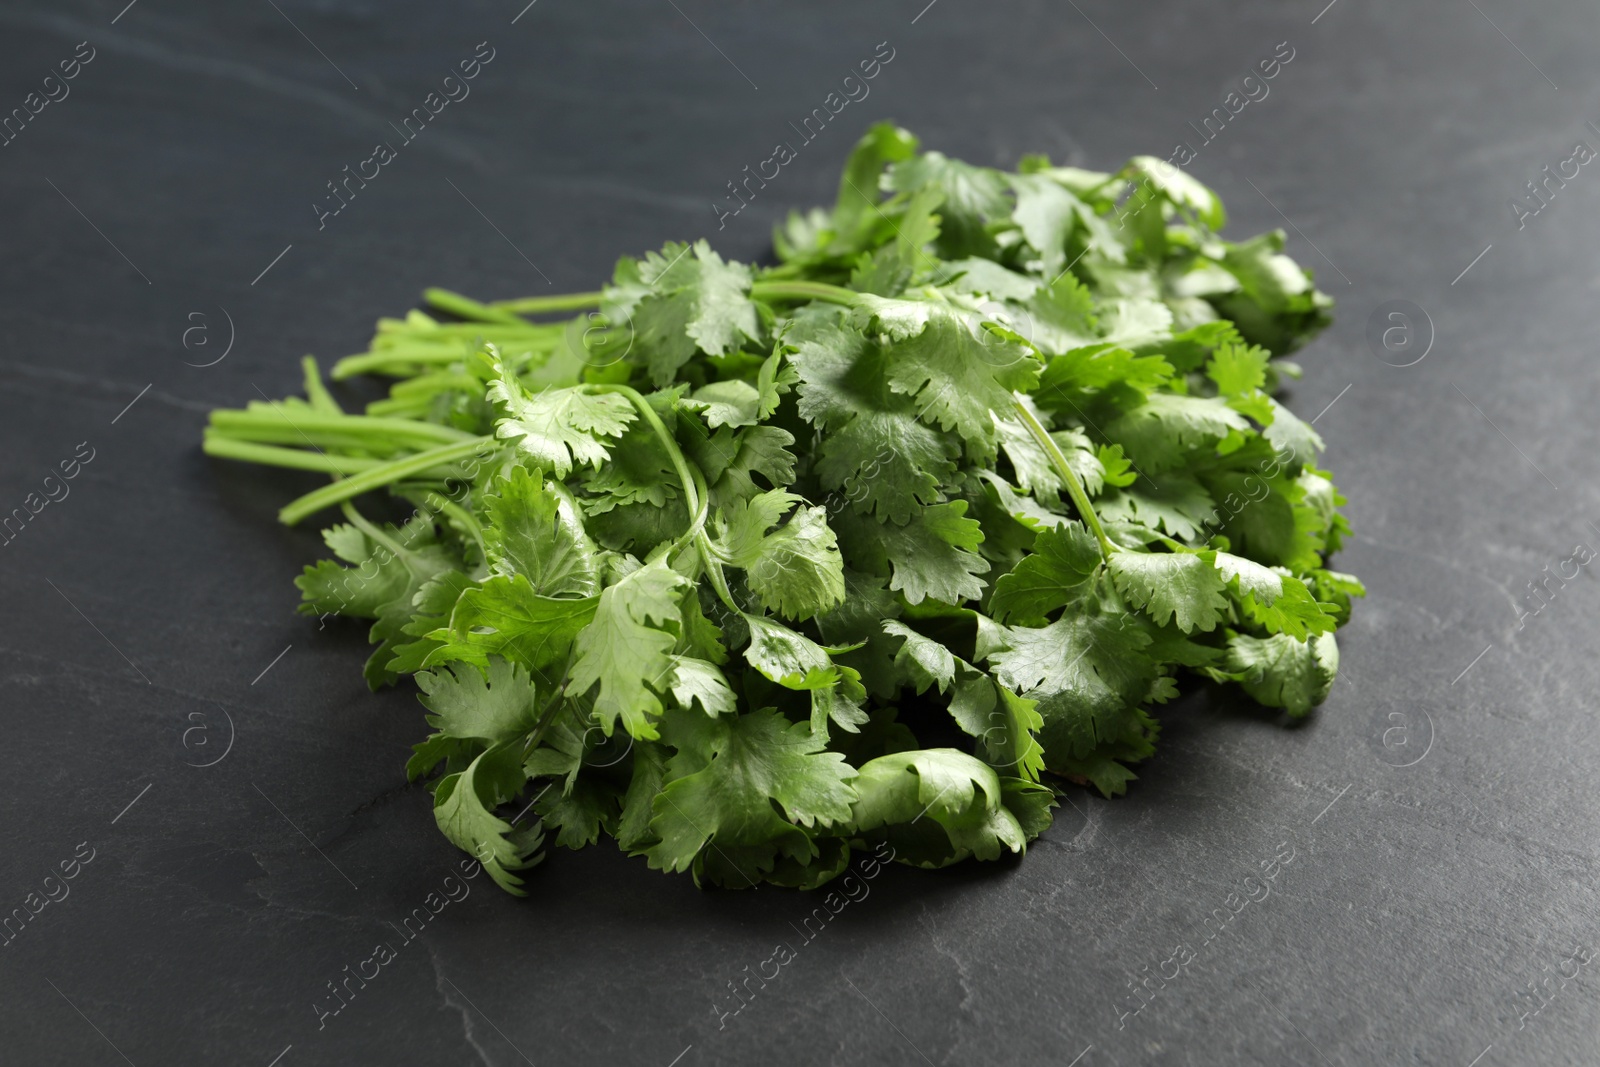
[204, 124, 1362, 893]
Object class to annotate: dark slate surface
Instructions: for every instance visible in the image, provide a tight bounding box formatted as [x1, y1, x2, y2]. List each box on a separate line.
[2, 1, 1597, 1064]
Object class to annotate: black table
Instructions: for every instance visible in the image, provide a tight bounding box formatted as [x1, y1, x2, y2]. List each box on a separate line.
[3, 2, 1596, 1064]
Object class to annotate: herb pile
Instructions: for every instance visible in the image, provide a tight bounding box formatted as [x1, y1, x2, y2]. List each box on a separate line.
[205, 124, 1361, 893]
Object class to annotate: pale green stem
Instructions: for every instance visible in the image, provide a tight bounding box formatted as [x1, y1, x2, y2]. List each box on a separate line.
[749, 280, 861, 306]
[278, 437, 496, 526]
[1009, 393, 1115, 560]
[584, 384, 738, 613]
[201, 436, 382, 475]
[491, 292, 604, 314]
[340, 501, 408, 559]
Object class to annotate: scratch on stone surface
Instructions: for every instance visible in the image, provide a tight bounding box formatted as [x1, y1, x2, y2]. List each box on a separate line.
[0, 9, 485, 167]
[0, 362, 212, 416]
[424, 942, 496, 1067]
[1065, 795, 1104, 852]
[0, 644, 273, 717]
[1347, 532, 1522, 620]
[918, 905, 976, 1019]
[235, 868, 382, 928]
[345, 780, 416, 821]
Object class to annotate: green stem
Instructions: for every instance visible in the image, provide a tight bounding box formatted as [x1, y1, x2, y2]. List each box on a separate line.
[522, 653, 578, 759]
[340, 501, 408, 559]
[583, 384, 739, 612]
[364, 397, 433, 418]
[755, 262, 806, 281]
[209, 410, 475, 447]
[374, 322, 566, 340]
[695, 529, 741, 614]
[202, 436, 383, 475]
[585, 385, 701, 520]
[750, 280, 862, 306]
[491, 292, 604, 314]
[1009, 394, 1115, 560]
[667, 467, 712, 564]
[278, 437, 496, 526]
[332, 340, 560, 380]
[422, 491, 488, 561]
[390, 372, 480, 397]
[301, 356, 343, 414]
[423, 288, 528, 326]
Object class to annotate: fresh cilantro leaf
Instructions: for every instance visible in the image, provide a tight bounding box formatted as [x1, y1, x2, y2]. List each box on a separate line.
[1098, 474, 1220, 541]
[1107, 392, 1251, 471]
[1212, 631, 1339, 717]
[645, 707, 857, 875]
[426, 575, 596, 683]
[433, 744, 542, 894]
[988, 523, 1101, 624]
[854, 500, 991, 606]
[1207, 341, 1271, 397]
[1009, 172, 1084, 277]
[850, 749, 1030, 865]
[887, 151, 1010, 257]
[482, 465, 602, 597]
[615, 240, 762, 386]
[566, 559, 687, 741]
[295, 514, 462, 689]
[853, 296, 1042, 459]
[1126, 156, 1225, 229]
[829, 122, 920, 254]
[1108, 549, 1229, 633]
[741, 614, 836, 689]
[668, 656, 737, 716]
[1026, 272, 1100, 354]
[488, 370, 636, 477]
[683, 379, 763, 429]
[712, 489, 845, 620]
[416, 659, 540, 744]
[788, 314, 959, 523]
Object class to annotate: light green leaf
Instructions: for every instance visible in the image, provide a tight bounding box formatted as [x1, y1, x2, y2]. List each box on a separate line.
[434, 745, 542, 895]
[487, 371, 636, 477]
[645, 708, 857, 873]
[482, 466, 601, 597]
[416, 659, 540, 744]
[566, 559, 688, 741]
[713, 489, 846, 621]
[1108, 549, 1229, 633]
[742, 614, 836, 689]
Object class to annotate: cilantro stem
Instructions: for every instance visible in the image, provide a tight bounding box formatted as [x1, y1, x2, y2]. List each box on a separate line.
[201, 436, 383, 475]
[365, 397, 433, 418]
[277, 437, 496, 526]
[584, 384, 702, 517]
[490, 292, 604, 314]
[750, 280, 862, 306]
[424, 288, 529, 326]
[301, 356, 343, 414]
[340, 501, 408, 559]
[524, 653, 578, 758]
[1008, 394, 1115, 560]
[584, 384, 740, 613]
[333, 341, 558, 379]
[208, 410, 476, 448]
[422, 491, 488, 561]
[374, 322, 568, 340]
[389, 373, 480, 397]
[695, 529, 741, 613]
[673, 467, 711, 557]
